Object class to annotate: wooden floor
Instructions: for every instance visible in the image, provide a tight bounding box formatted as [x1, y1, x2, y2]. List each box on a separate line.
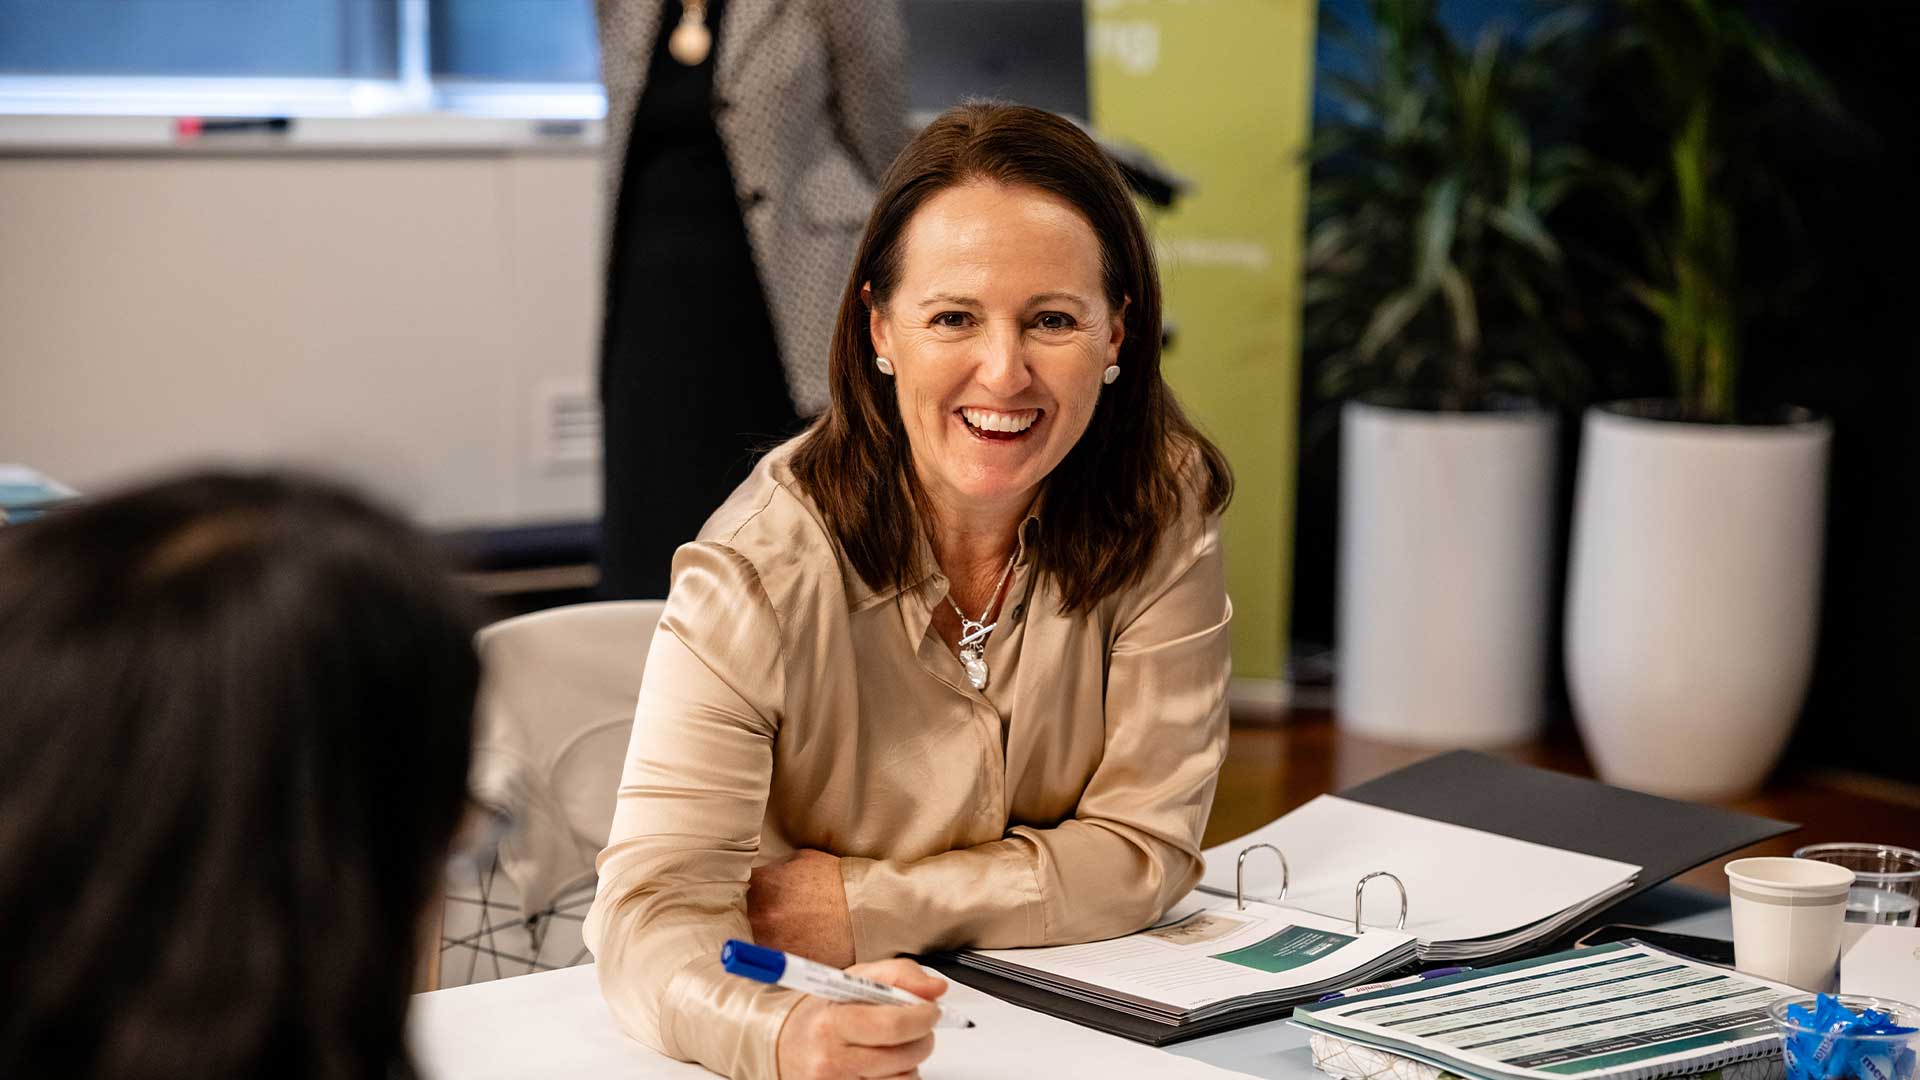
[1205, 710, 1920, 894]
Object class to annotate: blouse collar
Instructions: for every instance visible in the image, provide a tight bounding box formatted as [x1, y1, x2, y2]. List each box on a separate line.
[847, 492, 1045, 614]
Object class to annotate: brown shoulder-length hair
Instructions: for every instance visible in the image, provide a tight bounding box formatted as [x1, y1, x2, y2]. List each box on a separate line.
[790, 102, 1232, 614]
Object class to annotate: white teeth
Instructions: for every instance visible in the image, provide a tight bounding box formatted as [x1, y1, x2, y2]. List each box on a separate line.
[961, 408, 1038, 433]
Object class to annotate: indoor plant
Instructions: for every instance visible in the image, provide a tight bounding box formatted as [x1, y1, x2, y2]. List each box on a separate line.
[1562, 0, 1842, 797]
[1307, 0, 1585, 746]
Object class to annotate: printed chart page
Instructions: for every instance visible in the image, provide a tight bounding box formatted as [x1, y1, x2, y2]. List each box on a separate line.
[1294, 942, 1795, 1080]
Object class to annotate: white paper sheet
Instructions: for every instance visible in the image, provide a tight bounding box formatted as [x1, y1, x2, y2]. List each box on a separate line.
[409, 963, 1262, 1079]
[1198, 796, 1640, 945]
[1840, 922, 1920, 1002]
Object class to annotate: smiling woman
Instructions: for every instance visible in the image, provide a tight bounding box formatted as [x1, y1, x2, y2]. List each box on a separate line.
[584, 102, 1235, 1080]
[797, 103, 1230, 615]
[873, 183, 1120, 538]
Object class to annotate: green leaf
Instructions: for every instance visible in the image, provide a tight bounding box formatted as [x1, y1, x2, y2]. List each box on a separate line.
[1324, 72, 1384, 115]
[1301, 277, 1345, 307]
[1487, 204, 1561, 264]
[1356, 285, 1433, 362]
[1523, 5, 1591, 54]
[1623, 280, 1676, 322]
[1413, 172, 1463, 287]
[1437, 263, 1481, 356]
[1717, 8, 1844, 116]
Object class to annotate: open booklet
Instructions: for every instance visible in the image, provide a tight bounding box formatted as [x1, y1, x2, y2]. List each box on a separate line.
[1292, 941, 1795, 1080]
[955, 891, 1418, 1037]
[1197, 796, 1643, 962]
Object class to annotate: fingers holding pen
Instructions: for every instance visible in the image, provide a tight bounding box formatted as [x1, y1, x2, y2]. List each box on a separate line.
[829, 999, 941, 1047]
[778, 996, 938, 1080]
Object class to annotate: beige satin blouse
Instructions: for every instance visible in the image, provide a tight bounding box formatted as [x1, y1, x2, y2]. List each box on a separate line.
[583, 438, 1232, 1080]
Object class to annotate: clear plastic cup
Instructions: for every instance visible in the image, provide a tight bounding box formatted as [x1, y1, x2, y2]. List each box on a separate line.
[1771, 995, 1920, 1080]
[1795, 844, 1920, 927]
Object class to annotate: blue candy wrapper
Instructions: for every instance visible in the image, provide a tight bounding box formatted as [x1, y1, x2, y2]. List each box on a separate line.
[1782, 995, 1919, 1080]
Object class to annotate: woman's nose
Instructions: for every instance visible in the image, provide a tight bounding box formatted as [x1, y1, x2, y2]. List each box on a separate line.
[975, 324, 1033, 397]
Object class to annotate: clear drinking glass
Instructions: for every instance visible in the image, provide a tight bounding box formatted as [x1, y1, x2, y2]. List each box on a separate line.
[1794, 843, 1920, 926]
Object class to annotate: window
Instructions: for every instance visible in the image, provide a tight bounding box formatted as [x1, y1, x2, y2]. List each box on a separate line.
[429, 0, 600, 117]
[0, 0, 399, 79]
[431, 0, 598, 83]
[0, 0, 602, 119]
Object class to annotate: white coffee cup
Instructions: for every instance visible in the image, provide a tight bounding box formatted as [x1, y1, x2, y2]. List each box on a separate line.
[1726, 856, 1855, 990]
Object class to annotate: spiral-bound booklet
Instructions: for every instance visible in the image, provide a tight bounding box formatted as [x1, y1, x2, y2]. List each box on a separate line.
[1292, 941, 1794, 1080]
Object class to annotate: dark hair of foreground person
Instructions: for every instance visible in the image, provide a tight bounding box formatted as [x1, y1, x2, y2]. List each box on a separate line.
[0, 471, 481, 1080]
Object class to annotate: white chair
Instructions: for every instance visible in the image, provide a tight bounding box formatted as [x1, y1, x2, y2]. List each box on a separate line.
[438, 600, 665, 988]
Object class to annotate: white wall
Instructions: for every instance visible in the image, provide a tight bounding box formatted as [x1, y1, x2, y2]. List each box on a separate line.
[0, 146, 603, 528]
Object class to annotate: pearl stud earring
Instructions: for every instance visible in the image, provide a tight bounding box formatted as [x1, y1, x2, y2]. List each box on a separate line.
[875, 356, 895, 376]
[1102, 365, 1121, 385]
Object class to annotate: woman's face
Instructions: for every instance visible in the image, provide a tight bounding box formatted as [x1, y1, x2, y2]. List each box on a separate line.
[869, 181, 1125, 521]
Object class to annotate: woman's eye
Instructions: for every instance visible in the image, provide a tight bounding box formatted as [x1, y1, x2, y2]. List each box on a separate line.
[934, 312, 971, 328]
[1035, 312, 1077, 331]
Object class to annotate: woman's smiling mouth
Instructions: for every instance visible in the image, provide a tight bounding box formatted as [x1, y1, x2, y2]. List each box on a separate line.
[959, 407, 1043, 441]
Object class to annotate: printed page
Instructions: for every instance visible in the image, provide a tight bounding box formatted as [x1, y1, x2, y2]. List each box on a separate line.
[967, 894, 1415, 1012]
[1198, 795, 1640, 944]
[1297, 943, 1792, 1080]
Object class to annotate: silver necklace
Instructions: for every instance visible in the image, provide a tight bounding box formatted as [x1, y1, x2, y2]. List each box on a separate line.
[946, 550, 1018, 691]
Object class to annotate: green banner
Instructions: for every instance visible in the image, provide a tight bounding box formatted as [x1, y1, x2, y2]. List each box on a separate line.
[1090, 0, 1316, 681]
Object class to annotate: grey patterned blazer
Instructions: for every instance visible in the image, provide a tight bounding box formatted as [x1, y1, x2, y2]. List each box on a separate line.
[596, 0, 910, 415]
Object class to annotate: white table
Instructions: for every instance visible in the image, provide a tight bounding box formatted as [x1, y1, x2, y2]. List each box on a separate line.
[410, 885, 1735, 1079]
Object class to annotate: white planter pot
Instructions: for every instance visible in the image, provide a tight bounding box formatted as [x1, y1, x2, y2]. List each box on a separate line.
[1336, 400, 1557, 747]
[1565, 403, 1831, 800]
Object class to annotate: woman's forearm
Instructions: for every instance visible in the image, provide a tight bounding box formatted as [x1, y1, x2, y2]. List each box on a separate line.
[586, 853, 801, 1080]
[837, 810, 1215, 961]
[585, 540, 799, 1079]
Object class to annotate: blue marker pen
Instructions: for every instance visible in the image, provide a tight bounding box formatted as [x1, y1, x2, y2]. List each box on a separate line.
[721, 940, 976, 1029]
[1317, 967, 1473, 1003]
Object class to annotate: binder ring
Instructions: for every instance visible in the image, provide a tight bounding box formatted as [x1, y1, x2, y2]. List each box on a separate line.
[1234, 843, 1290, 911]
[1353, 870, 1408, 933]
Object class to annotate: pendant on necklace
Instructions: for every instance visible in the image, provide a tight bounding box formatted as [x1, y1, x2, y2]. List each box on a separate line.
[961, 643, 989, 690]
[948, 550, 1014, 693]
[668, 6, 711, 65]
[958, 619, 992, 690]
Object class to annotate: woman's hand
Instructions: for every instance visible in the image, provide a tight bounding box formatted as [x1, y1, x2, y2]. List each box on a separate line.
[775, 959, 947, 1080]
[748, 849, 856, 967]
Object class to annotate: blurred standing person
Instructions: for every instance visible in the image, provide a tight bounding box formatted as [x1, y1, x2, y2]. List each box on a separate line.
[596, 0, 910, 598]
